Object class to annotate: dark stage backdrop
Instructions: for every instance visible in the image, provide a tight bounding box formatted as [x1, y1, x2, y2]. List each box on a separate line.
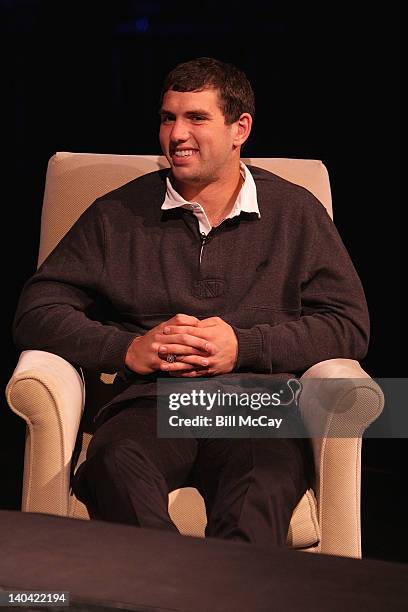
[2, 2, 405, 562]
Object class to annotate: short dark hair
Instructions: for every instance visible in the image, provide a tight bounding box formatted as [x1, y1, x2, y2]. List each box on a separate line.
[159, 57, 255, 125]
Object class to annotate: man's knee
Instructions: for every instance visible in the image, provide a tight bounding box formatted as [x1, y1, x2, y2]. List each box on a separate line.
[86, 438, 160, 483]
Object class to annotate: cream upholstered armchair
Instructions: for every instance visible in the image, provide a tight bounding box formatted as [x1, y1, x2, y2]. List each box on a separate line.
[6, 152, 384, 558]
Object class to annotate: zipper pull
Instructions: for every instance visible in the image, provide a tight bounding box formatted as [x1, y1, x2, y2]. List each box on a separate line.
[200, 232, 207, 264]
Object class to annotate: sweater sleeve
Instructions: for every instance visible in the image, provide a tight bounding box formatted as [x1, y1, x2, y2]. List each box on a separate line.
[233, 201, 370, 374]
[12, 203, 137, 373]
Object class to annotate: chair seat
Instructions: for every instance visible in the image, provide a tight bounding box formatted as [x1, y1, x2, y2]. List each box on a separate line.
[168, 487, 320, 549]
[70, 433, 320, 549]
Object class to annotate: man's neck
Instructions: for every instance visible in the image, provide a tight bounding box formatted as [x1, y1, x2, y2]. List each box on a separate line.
[172, 167, 244, 227]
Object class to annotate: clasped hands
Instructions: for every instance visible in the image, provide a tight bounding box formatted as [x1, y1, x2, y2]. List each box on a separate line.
[125, 313, 238, 377]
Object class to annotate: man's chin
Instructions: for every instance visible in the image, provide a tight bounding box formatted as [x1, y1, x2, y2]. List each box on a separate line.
[170, 167, 202, 184]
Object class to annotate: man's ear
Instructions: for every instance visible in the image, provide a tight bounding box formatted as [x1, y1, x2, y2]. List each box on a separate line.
[233, 113, 253, 147]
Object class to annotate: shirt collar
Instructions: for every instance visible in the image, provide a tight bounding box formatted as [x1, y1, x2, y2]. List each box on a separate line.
[161, 161, 260, 221]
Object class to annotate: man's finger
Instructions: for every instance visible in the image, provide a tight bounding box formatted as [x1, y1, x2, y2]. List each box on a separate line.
[159, 361, 195, 372]
[158, 344, 208, 357]
[162, 324, 205, 336]
[157, 333, 213, 354]
[165, 314, 199, 327]
[176, 355, 210, 367]
[196, 317, 219, 328]
[180, 369, 210, 377]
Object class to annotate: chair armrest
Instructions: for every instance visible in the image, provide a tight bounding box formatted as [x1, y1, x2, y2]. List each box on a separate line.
[301, 357, 368, 379]
[5, 350, 85, 515]
[299, 358, 384, 557]
[299, 358, 383, 435]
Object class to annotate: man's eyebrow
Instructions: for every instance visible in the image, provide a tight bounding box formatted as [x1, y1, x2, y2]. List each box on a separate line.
[159, 109, 212, 118]
[185, 109, 212, 118]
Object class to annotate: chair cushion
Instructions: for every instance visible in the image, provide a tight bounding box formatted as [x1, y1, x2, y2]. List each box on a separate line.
[286, 489, 320, 548]
[168, 487, 320, 549]
[71, 434, 320, 548]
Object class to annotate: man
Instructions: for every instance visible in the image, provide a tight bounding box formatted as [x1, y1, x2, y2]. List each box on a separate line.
[13, 57, 369, 547]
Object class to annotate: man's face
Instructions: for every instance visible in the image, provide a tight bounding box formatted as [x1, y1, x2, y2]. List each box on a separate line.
[159, 88, 240, 187]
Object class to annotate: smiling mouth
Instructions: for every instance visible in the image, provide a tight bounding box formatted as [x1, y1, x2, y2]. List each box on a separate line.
[171, 149, 198, 158]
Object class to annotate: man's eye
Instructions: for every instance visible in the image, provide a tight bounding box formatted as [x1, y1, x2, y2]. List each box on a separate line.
[161, 116, 174, 124]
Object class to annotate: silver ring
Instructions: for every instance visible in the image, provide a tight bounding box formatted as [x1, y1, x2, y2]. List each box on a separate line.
[166, 353, 177, 363]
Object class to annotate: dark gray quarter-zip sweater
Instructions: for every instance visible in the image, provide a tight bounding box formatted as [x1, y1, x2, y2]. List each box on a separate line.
[13, 166, 369, 422]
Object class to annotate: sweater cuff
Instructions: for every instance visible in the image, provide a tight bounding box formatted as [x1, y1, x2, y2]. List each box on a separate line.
[98, 331, 139, 373]
[232, 326, 270, 372]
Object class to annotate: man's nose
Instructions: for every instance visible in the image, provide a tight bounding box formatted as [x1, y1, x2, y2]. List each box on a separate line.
[170, 119, 189, 142]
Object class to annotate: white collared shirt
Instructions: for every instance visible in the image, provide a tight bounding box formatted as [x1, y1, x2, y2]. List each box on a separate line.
[161, 161, 260, 235]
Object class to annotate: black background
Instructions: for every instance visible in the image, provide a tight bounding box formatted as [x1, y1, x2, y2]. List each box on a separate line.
[2, 1, 406, 562]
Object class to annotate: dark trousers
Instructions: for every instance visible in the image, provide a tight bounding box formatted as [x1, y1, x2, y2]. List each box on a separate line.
[72, 399, 310, 547]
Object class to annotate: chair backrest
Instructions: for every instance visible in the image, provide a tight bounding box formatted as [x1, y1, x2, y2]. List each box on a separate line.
[38, 152, 332, 266]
